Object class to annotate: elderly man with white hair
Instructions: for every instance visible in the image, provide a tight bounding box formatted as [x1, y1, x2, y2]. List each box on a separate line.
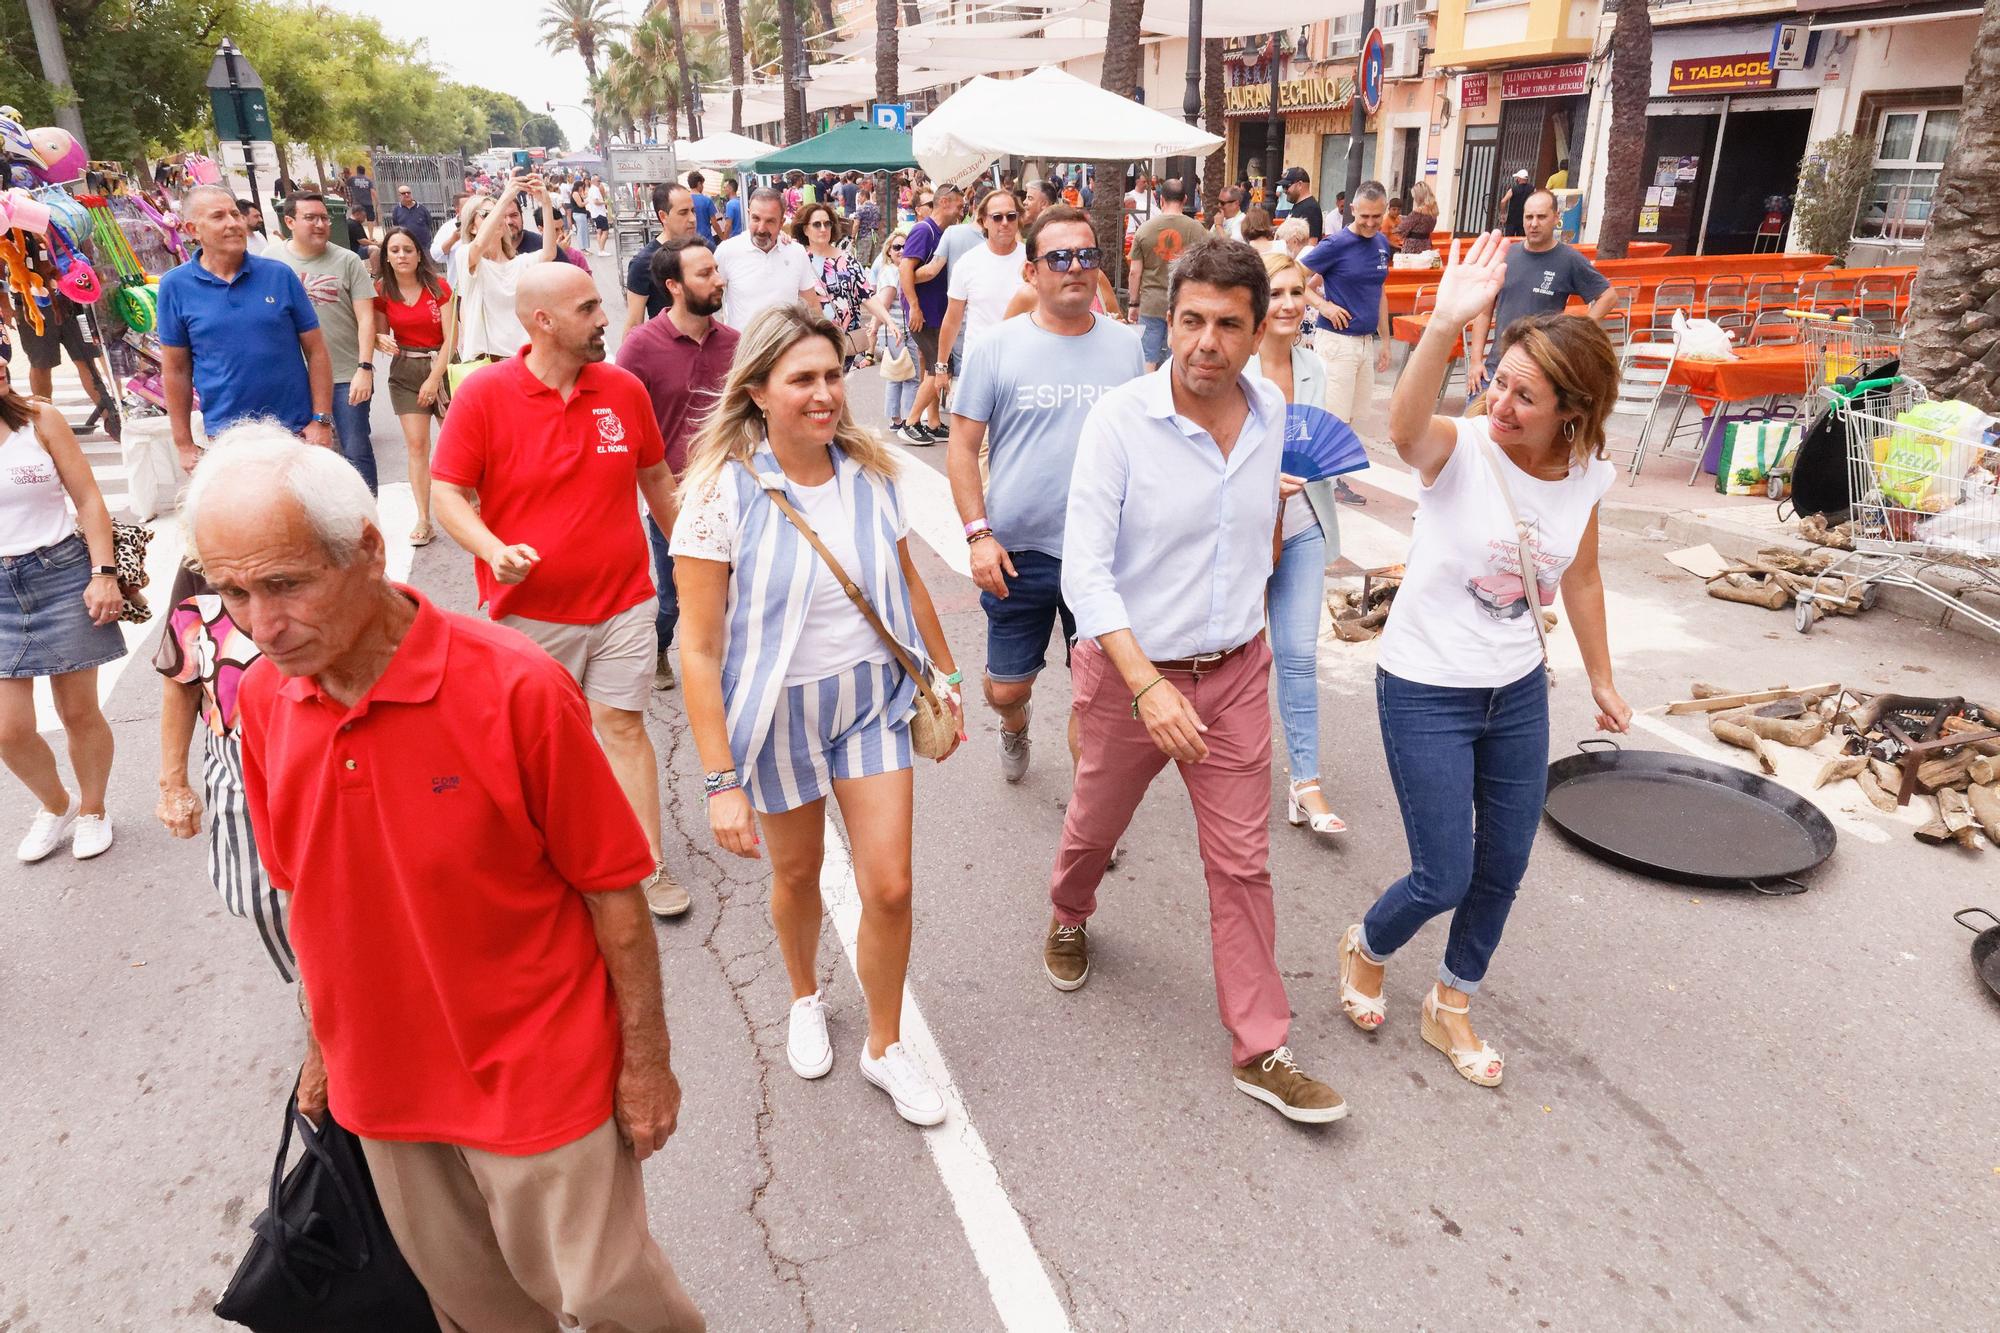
[189, 423, 705, 1333]
[430, 262, 688, 918]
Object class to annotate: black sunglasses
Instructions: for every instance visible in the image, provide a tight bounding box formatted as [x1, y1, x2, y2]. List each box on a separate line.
[986, 210, 1019, 223]
[1037, 246, 1102, 272]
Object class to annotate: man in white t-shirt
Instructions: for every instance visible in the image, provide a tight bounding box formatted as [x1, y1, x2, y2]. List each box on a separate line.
[934, 188, 1025, 361]
[713, 187, 821, 331]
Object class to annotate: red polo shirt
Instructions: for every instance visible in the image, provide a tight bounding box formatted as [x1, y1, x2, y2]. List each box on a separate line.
[613, 313, 740, 474]
[238, 587, 655, 1155]
[431, 350, 667, 625]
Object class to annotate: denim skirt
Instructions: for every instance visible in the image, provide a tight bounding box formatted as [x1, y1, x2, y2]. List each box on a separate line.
[0, 532, 128, 678]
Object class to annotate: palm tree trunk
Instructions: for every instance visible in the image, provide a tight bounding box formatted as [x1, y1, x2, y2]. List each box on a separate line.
[582, 48, 605, 154]
[901, 0, 920, 27]
[814, 0, 835, 38]
[1092, 0, 1146, 302]
[1202, 36, 1227, 219]
[779, 0, 805, 143]
[1904, 0, 1999, 411]
[1595, 0, 1652, 259]
[876, 0, 899, 208]
[667, 0, 700, 141]
[724, 0, 747, 134]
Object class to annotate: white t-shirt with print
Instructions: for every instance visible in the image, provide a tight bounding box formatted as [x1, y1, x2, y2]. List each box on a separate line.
[945, 242, 1024, 352]
[670, 466, 909, 686]
[1376, 415, 1615, 689]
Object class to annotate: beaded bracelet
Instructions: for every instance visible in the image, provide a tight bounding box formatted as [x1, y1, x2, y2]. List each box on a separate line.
[965, 527, 995, 546]
[704, 769, 742, 797]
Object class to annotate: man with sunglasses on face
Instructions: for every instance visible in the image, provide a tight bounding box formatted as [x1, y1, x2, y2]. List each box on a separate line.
[947, 206, 1143, 784]
[934, 188, 1025, 364]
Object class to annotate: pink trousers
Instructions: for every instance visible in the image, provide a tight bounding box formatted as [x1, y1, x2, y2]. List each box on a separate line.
[1050, 637, 1290, 1065]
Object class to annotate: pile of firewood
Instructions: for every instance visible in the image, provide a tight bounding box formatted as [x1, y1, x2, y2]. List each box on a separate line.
[1706, 546, 1869, 620]
[1670, 682, 2000, 850]
[1327, 566, 1406, 643]
[1795, 515, 1855, 551]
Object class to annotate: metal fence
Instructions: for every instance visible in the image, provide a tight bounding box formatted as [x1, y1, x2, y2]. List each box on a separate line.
[371, 153, 467, 219]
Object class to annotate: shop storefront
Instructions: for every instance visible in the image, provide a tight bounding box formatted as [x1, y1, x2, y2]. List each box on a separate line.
[1450, 61, 1590, 233]
[1223, 40, 1356, 212]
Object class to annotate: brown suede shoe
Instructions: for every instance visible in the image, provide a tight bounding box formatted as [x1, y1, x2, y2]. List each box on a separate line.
[1232, 1046, 1348, 1123]
[645, 861, 691, 919]
[1043, 916, 1089, 991]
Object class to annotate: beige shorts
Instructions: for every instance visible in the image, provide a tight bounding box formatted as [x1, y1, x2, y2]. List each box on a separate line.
[500, 598, 657, 713]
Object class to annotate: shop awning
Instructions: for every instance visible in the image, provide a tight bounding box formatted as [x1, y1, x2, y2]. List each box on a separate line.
[915, 66, 1223, 188]
[744, 120, 919, 173]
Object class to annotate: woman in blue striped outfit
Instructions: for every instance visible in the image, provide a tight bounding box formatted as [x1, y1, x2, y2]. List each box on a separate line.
[674, 304, 964, 1127]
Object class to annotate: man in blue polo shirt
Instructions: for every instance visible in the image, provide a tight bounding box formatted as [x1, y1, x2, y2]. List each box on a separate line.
[159, 186, 333, 472]
[1300, 179, 1395, 429]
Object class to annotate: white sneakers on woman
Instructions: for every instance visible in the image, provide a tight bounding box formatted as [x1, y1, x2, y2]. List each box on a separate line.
[17, 794, 109, 862]
[787, 991, 945, 1125]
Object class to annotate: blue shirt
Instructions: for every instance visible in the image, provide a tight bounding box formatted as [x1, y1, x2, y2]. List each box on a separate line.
[1062, 365, 1285, 659]
[692, 192, 717, 244]
[1301, 229, 1394, 338]
[724, 197, 744, 237]
[157, 251, 319, 434]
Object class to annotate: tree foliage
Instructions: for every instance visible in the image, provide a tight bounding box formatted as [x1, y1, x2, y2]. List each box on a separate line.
[1790, 134, 1872, 265]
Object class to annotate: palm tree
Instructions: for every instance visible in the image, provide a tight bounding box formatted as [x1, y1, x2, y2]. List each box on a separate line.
[1091, 0, 1146, 299]
[541, 0, 628, 151]
[778, 0, 805, 143]
[874, 0, 898, 111]
[1201, 36, 1226, 216]
[653, 0, 703, 141]
[629, 14, 683, 142]
[1904, 0, 1997, 411]
[724, 0, 748, 132]
[1594, 0, 1652, 259]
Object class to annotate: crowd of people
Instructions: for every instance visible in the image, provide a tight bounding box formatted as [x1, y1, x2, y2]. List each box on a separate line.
[0, 151, 1640, 1329]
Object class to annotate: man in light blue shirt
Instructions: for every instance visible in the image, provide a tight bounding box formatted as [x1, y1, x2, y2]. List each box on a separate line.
[1044, 238, 1347, 1126]
[947, 205, 1144, 783]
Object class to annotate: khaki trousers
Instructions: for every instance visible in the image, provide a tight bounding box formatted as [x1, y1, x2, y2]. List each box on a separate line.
[360, 1118, 704, 1333]
[1315, 331, 1377, 425]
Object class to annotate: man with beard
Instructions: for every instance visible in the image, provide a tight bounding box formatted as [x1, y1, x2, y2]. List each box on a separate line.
[714, 187, 819, 331]
[431, 264, 686, 919]
[614, 239, 737, 706]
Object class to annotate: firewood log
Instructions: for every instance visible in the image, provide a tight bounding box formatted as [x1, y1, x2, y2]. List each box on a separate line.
[1967, 783, 2000, 848]
[1814, 756, 1866, 789]
[1711, 716, 1775, 773]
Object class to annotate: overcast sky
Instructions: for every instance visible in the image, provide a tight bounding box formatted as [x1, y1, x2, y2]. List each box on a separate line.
[331, 0, 642, 150]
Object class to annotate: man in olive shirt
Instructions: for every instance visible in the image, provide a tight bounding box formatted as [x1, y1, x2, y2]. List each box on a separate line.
[1125, 179, 1208, 370]
[274, 192, 380, 492]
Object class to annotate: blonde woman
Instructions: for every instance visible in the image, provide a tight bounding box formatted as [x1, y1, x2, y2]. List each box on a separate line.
[1398, 181, 1438, 255]
[673, 305, 964, 1127]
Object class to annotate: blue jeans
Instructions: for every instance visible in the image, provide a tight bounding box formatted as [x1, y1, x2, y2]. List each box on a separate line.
[330, 385, 376, 494]
[645, 515, 680, 652]
[980, 549, 1074, 683]
[1139, 315, 1168, 367]
[1361, 666, 1549, 994]
[1266, 523, 1326, 779]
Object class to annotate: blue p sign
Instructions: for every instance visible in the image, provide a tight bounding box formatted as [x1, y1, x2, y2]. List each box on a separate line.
[872, 103, 908, 133]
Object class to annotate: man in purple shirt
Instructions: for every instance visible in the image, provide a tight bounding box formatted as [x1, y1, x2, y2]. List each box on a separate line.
[896, 184, 964, 444]
[614, 238, 738, 697]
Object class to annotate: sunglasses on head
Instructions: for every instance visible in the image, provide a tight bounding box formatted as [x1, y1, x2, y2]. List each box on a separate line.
[1037, 246, 1102, 272]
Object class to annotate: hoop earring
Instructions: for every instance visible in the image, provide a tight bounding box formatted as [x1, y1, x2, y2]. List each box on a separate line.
[1562, 418, 1578, 442]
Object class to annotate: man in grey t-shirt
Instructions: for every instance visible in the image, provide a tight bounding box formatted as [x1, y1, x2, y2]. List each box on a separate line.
[275, 192, 382, 492]
[947, 206, 1144, 783]
[1467, 189, 1617, 394]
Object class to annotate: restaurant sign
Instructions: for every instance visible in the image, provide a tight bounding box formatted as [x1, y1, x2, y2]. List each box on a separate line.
[1668, 53, 1778, 94]
[1225, 68, 1355, 117]
[1500, 63, 1588, 100]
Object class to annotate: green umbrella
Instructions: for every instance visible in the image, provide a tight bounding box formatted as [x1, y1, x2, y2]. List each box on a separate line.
[746, 121, 917, 174]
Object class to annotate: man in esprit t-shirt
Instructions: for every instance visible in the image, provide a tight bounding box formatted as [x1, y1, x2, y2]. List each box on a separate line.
[431, 264, 690, 920]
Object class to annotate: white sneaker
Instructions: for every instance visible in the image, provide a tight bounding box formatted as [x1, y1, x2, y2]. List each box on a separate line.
[787, 992, 833, 1079]
[17, 794, 78, 862]
[71, 812, 114, 860]
[859, 1041, 946, 1126]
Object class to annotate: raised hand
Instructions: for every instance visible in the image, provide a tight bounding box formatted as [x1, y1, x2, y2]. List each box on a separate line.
[1431, 231, 1510, 330]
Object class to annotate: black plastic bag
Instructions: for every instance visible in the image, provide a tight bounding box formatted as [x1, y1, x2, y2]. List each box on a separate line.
[213, 1089, 440, 1332]
[1789, 356, 1900, 521]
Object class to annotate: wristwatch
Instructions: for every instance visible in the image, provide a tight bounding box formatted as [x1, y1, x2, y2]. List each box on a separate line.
[310, 412, 332, 425]
[90, 565, 117, 578]
[932, 361, 950, 375]
[355, 364, 374, 375]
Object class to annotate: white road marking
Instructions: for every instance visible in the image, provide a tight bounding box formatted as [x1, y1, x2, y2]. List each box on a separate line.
[885, 440, 972, 577]
[818, 813, 1073, 1333]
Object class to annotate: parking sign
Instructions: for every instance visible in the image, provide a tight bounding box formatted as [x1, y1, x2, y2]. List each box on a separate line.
[872, 103, 908, 133]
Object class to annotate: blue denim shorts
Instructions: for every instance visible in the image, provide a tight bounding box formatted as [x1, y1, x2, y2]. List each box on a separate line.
[1, 532, 128, 678]
[982, 548, 1076, 683]
[1139, 315, 1168, 367]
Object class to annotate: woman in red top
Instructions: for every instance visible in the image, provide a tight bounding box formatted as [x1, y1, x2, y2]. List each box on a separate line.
[374, 226, 455, 545]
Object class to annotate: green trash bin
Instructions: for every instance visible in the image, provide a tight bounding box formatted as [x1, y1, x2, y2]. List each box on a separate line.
[324, 195, 353, 251]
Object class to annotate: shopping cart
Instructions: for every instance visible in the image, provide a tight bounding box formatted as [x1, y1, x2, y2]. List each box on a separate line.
[1784, 310, 1901, 409]
[1795, 375, 2000, 637]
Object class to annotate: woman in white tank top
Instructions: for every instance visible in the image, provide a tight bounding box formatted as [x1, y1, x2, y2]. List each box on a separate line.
[0, 363, 127, 862]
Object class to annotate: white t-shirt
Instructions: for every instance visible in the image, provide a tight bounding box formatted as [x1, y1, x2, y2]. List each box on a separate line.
[585, 183, 607, 218]
[1376, 416, 1615, 689]
[669, 467, 910, 686]
[0, 420, 70, 557]
[945, 242, 1024, 351]
[460, 250, 538, 358]
[716, 234, 817, 331]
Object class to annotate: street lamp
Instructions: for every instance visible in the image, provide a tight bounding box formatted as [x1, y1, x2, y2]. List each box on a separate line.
[1175, 0, 1203, 198]
[204, 39, 269, 215]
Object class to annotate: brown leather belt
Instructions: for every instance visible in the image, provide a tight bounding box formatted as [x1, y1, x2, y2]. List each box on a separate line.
[1152, 635, 1261, 677]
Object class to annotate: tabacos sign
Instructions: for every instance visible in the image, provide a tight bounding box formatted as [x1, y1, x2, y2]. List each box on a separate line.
[1668, 53, 1778, 94]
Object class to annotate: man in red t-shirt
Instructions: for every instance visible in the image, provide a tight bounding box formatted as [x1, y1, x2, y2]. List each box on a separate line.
[432, 264, 691, 918]
[613, 237, 739, 695]
[189, 427, 703, 1332]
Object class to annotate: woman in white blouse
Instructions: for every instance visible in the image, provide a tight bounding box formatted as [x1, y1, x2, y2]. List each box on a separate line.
[673, 305, 963, 1128]
[1340, 233, 1631, 1087]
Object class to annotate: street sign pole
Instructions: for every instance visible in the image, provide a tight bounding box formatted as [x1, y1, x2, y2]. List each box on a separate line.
[1346, 0, 1377, 203]
[223, 41, 259, 216]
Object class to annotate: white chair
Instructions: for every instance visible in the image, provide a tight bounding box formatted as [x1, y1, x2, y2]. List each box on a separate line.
[1608, 340, 1703, 484]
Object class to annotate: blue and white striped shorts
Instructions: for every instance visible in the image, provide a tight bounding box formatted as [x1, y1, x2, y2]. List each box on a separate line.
[745, 659, 914, 814]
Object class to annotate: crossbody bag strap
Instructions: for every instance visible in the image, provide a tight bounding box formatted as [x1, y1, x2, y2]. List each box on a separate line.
[1474, 436, 1555, 680]
[764, 487, 941, 712]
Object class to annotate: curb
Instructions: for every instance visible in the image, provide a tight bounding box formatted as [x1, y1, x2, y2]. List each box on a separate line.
[1599, 502, 2000, 643]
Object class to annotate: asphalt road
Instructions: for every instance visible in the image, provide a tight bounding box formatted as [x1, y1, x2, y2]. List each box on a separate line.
[3, 258, 1997, 1331]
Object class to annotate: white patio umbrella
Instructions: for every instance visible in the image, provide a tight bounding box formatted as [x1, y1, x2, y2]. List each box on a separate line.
[914, 66, 1224, 189]
[679, 132, 775, 167]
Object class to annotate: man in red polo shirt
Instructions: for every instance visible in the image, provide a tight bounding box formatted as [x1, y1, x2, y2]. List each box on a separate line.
[432, 264, 692, 919]
[614, 236, 739, 695]
[188, 426, 704, 1332]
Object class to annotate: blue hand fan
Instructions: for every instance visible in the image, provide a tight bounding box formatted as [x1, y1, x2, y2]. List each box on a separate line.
[1281, 404, 1369, 480]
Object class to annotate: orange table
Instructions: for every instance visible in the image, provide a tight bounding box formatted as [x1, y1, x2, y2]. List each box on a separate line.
[1668, 347, 1815, 403]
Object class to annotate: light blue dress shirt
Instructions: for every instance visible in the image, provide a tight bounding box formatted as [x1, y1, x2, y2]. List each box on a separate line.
[1062, 364, 1286, 660]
